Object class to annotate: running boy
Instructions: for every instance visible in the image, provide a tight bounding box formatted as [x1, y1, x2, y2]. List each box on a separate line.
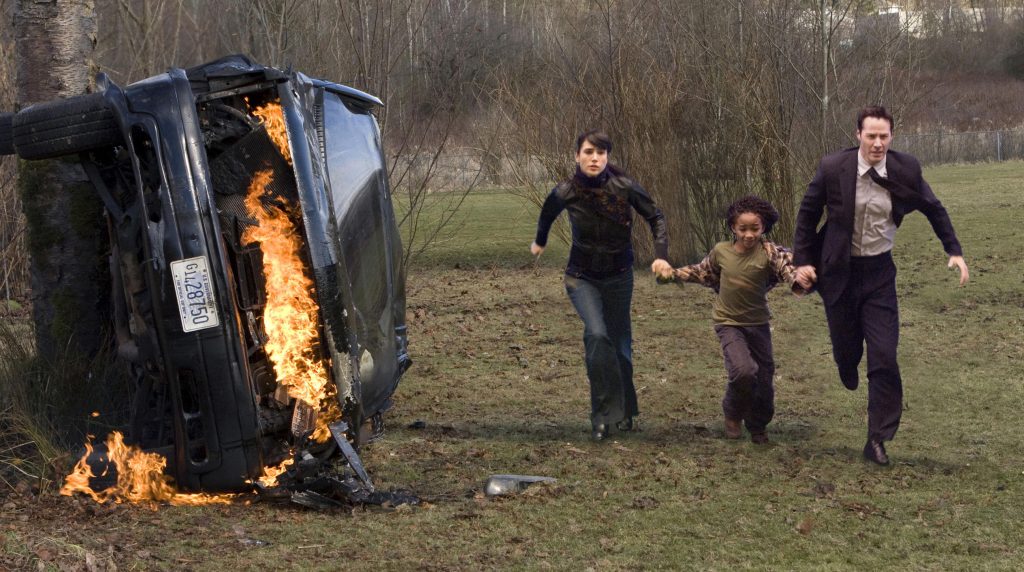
[668, 196, 803, 444]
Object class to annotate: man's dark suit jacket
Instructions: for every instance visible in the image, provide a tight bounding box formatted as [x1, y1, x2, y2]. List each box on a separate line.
[792, 147, 963, 306]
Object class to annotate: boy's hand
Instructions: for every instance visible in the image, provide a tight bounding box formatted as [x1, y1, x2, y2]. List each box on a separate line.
[530, 242, 544, 257]
[651, 258, 673, 280]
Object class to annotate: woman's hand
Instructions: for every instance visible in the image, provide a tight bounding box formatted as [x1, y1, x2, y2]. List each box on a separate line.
[650, 258, 673, 280]
[530, 242, 545, 256]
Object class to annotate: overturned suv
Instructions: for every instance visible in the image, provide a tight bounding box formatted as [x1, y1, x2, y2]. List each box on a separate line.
[0, 56, 410, 492]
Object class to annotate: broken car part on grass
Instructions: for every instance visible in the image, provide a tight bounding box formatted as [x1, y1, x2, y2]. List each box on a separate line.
[1, 55, 413, 507]
[484, 475, 557, 497]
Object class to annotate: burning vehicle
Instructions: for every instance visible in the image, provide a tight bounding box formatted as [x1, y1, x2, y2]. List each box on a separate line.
[0, 56, 411, 499]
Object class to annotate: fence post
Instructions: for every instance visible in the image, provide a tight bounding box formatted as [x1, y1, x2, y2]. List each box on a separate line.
[997, 131, 1003, 162]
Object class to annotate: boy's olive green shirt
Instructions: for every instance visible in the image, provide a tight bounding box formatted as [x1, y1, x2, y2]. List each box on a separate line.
[673, 239, 799, 326]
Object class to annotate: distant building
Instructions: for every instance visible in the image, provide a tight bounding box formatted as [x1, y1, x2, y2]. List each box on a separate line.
[862, 2, 1023, 38]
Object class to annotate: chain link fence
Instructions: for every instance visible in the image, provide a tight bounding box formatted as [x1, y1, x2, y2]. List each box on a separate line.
[894, 130, 1024, 165]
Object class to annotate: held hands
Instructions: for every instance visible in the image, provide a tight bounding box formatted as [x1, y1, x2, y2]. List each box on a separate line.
[656, 265, 688, 285]
[650, 258, 673, 280]
[948, 255, 969, 286]
[794, 265, 817, 290]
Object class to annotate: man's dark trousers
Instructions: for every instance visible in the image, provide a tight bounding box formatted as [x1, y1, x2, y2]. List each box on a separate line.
[823, 251, 902, 442]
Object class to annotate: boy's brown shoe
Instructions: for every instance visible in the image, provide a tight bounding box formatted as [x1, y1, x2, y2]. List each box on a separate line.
[751, 432, 770, 445]
[724, 417, 742, 439]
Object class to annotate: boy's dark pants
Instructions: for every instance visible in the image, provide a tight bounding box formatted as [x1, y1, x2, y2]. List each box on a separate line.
[714, 323, 775, 434]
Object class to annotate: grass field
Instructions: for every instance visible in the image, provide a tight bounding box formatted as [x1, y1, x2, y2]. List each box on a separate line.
[2, 162, 1023, 570]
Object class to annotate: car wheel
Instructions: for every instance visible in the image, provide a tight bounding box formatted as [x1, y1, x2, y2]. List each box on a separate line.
[12, 93, 122, 160]
[0, 112, 13, 155]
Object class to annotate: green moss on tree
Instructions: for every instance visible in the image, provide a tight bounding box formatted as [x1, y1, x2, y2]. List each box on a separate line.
[20, 156, 109, 359]
[18, 159, 61, 266]
[68, 179, 104, 241]
[50, 285, 80, 347]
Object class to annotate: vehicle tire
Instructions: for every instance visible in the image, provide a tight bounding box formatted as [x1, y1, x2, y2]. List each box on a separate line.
[0, 113, 13, 155]
[12, 93, 122, 160]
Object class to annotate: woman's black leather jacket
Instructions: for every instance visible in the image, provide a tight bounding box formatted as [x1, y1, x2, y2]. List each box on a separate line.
[535, 174, 668, 279]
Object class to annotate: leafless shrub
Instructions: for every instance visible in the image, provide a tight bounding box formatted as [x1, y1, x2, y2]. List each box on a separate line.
[3, 0, 1024, 290]
[90, 0, 491, 266]
[0, 0, 26, 304]
[488, 1, 797, 261]
[0, 162, 22, 303]
[487, 1, 939, 262]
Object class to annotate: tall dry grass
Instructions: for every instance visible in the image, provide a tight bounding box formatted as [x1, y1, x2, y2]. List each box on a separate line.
[0, 320, 133, 493]
[0, 321, 65, 492]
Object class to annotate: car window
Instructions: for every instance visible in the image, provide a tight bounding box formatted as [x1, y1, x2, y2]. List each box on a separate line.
[322, 95, 385, 213]
[322, 92, 390, 338]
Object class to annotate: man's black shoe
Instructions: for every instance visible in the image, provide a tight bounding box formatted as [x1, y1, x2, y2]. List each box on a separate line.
[616, 416, 637, 432]
[839, 368, 859, 391]
[591, 423, 610, 442]
[863, 439, 890, 466]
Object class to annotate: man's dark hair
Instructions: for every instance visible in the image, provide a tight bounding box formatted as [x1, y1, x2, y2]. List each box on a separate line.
[575, 129, 613, 153]
[726, 195, 779, 234]
[857, 105, 894, 131]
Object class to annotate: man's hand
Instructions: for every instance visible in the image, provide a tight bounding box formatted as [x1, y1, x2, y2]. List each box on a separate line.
[948, 255, 969, 286]
[530, 242, 544, 257]
[650, 258, 673, 280]
[794, 265, 817, 290]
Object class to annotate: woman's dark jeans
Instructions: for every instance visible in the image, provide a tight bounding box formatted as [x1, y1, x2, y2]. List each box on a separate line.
[564, 269, 637, 427]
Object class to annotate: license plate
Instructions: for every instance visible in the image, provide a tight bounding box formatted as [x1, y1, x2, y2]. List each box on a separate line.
[170, 256, 221, 333]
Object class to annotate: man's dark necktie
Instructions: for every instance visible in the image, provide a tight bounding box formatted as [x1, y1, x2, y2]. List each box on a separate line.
[867, 166, 924, 209]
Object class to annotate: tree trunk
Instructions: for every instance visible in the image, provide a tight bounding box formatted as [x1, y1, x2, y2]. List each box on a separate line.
[14, 0, 107, 359]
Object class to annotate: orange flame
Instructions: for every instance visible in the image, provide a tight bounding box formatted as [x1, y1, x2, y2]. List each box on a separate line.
[243, 169, 336, 441]
[60, 432, 233, 506]
[242, 150, 340, 445]
[250, 101, 292, 165]
[256, 457, 295, 488]
[243, 100, 341, 442]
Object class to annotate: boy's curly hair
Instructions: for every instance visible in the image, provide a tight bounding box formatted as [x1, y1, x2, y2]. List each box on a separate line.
[726, 195, 780, 234]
